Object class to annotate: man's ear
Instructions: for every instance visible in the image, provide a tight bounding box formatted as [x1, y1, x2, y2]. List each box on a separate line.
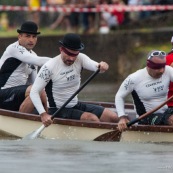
[18, 34, 21, 40]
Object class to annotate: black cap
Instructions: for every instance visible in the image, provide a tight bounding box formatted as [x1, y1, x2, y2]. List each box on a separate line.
[59, 33, 84, 51]
[17, 21, 40, 35]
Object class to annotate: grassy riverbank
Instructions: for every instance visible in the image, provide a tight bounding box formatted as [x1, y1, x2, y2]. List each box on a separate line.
[0, 27, 66, 37]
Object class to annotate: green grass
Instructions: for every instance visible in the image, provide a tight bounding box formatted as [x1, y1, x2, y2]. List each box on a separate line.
[0, 27, 66, 38]
[139, 43, 170, 53]
[0, 29, 17, 37]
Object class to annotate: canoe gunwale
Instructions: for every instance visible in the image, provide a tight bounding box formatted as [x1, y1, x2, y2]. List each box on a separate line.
[0, 108, 119, 130]
[0, 109, 40, 121]
[128, 124, 173, 133]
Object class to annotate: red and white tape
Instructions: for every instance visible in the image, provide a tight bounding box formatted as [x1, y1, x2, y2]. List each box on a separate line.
[0, 5, 173, 13]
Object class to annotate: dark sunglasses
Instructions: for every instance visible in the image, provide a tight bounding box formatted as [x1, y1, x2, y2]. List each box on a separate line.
[61, 47, 79, 57]
[148, 51, 166, 59]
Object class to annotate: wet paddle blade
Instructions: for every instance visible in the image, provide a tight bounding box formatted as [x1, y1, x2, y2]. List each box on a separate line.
[93, 130, 122, 141]
[23, 125, 45, 140]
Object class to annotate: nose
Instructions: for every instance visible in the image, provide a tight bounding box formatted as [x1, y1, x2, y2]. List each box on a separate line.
[159, 67, 165, 73]
[68, 56, 76, 60]
[28, 38, 34, 43]
[29, 36, 36, 42]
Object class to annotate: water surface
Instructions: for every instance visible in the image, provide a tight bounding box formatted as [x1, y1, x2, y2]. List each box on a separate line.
[0, 139, 173, 173]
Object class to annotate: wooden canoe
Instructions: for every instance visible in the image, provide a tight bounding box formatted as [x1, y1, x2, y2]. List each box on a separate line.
[0, 101, 173, 143]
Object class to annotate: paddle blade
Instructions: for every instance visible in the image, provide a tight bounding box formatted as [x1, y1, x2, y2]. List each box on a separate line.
[23, 125, 45, 140]
[93, 130, 122, 142]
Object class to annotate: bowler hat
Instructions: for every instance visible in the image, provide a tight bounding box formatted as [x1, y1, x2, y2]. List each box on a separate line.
[59, 33, 84, 51]
[17, 21, 40, 35]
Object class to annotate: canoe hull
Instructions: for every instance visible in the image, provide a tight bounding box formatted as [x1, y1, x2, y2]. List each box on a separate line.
[1, 102, 173, 143]
[121, 130, 173, 143]
[0, 114, 115, 140]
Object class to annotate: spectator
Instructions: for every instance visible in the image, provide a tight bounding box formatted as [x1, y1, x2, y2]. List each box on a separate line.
[27, 0, 41, 25]
[81, 0, 98, 34]
[49, 0, 72, 32]
[128, 0, 141, 21]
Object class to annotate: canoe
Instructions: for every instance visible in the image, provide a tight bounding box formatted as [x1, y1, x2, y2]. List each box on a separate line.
[0, 101, 173, 143]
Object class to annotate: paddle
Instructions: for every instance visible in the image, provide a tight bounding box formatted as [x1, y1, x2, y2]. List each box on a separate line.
[23, 68, 100, 140]
[94, 94, 173, 141]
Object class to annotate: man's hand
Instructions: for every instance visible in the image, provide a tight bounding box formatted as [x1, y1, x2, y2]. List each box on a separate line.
[40, 112, 53, 127]
[118, 116, 129, 132]
[98, 61, 109, 72]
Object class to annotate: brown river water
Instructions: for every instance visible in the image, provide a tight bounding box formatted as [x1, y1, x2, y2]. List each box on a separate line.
[0, 83, 173, 173]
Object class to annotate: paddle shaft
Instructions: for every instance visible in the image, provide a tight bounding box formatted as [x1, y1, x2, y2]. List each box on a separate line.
[127, 95, 173, 127]
[51, 68, 100, 120]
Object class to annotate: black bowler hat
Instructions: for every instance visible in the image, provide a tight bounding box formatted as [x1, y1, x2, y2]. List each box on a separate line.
[17, 21, 40, 35]
[59, 33, 84, 51]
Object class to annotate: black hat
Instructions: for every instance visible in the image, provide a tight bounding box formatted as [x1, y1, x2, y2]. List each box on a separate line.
[59, 33, 84, 51]
[17, 21, 40, 35]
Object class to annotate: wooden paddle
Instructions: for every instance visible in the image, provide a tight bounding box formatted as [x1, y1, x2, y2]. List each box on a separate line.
[94, 94, 173, 142]
[23, 68, 100, 140]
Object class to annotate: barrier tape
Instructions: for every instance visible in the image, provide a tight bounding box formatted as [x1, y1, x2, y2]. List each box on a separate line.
[0, 5, 173, 13]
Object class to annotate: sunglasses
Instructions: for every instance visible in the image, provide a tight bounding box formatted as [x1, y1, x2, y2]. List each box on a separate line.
[61, 47, 79, 57]
[148, 51, 166, 59]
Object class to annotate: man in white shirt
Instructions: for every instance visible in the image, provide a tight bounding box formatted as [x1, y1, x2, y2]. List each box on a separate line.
[0, 21, 50, 113]
[115, 50, 173, 131]
[30, 33, 119, 126]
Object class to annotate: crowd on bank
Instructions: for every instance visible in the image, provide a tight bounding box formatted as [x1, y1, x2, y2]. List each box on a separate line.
[1, 0, 173, 34]
[25, 0, 173, 34]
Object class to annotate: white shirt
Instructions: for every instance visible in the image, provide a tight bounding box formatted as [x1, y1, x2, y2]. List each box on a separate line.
[30, 53, 99, 114]
[0, 41, 50, 89]
[115, 66, 173, 117]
